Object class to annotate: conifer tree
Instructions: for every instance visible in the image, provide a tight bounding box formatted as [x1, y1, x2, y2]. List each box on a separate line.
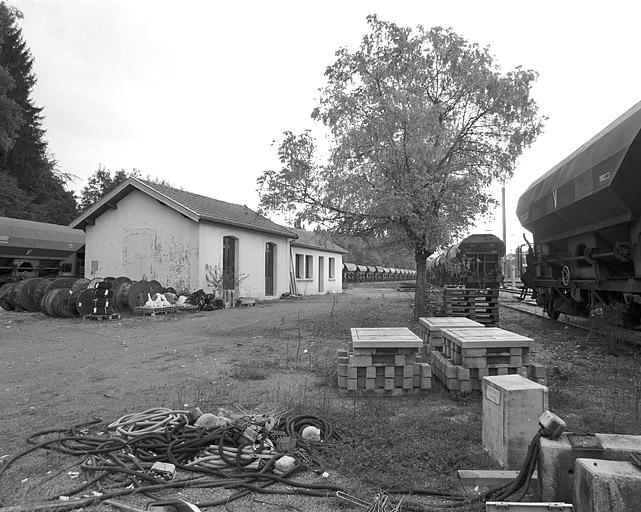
[0, 3, 77, 223]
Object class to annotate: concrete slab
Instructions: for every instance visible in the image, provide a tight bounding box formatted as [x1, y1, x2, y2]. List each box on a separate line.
[539, 433, 641, 502]
[575, 458, 641, 512]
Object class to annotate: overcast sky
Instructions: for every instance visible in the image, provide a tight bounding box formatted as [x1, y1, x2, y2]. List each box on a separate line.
[12, 0, 641, 251]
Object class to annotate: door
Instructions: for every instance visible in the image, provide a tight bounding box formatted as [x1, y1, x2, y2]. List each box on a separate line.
[318, 256, 324, 293]
[222, 236, 236, 290]
[265, 243, 275, 296]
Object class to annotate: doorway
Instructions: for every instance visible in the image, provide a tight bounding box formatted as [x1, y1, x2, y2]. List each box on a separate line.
[222, 236, 237, 290]
[265, 242, 275, 296]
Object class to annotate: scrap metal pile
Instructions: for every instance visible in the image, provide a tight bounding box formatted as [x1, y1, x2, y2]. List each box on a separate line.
[0, 407, 345, 511]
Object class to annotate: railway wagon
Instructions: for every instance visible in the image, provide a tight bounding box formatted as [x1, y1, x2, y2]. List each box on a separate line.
[342, 263, 416, 283]
[0, 216, 85, 284]
[517, 100, 641, 323]
[427, 233, 505, 288]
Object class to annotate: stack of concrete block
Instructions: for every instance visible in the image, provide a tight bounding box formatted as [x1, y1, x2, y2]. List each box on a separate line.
[433, 327, 536, 392]
[337, 327, 431, 395]
[418, 316, 483, 358]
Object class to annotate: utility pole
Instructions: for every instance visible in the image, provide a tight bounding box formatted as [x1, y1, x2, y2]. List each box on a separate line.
[502, 184, 507, 286]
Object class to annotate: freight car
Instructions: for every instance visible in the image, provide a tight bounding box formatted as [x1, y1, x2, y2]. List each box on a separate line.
[342, 263, 416, 282]
[427, 233, 505, 288]
[0, 216, 85, 284]
[516, 100, 641, 323]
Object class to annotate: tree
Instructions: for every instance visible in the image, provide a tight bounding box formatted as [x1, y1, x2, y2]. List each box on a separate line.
[0, 3, 77, 224]
[79, 166, 176, 211]
[79, 166, 140, 211]
[0, 171, 33, 218]
[258, 16, 543, 317]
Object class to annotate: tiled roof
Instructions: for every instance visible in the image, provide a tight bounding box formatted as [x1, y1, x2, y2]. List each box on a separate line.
[289, 227, 347, 254]
[140, 180, 295, 237]
[70, 178, 296, 238]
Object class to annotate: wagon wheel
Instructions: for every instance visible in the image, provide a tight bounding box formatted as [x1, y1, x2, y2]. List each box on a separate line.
[561, 265, 571, 287]
[547, 308, 561, 320]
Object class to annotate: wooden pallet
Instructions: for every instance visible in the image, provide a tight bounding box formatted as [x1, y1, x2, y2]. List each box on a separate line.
[83, 313, 121, 321]
[133, 306, 178, 316]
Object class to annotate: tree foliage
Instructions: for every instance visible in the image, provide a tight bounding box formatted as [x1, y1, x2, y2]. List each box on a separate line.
[258, 16, 544, 316]
[79, 166, 140, 211]
[79, 166, 176, 211]
[0, 3, 77, 224]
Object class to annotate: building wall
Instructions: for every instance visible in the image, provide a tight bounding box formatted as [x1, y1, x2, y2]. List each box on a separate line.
[197, 222, 291, 299]
[291, 245, 343, 295]
[84, 190, 200, 291]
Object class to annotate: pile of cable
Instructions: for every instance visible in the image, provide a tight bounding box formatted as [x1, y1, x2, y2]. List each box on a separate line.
[0, 407, 349, 512]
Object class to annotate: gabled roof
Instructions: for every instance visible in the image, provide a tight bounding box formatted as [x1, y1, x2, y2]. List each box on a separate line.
[288, 227, 347, 254]
[70, 178, 296, 238]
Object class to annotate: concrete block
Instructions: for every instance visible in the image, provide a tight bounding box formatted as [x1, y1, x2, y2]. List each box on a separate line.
[365, 366, 376, 379]
[394, 355, 406, 366]
[539, 433, 641, 502]
[337, 375, 347, 388]
[348, 367, 358, 379]
[417, 362, 431, 377]
[457, 367, 470, 381]
[413, 375, 421, 387]
[459, 380, 471, 393]
[420, 377, 431, 389]
[347, 378, 357, 391]
[482, 375, 548, 469]
[384, 378, 395, 390]
[403, 365, 414, 378]
[457, 469, 537, 488]
[349, 355, 372, 366]
[384, 367, 395, 378]
[365, 378, 376, 390]
[372, 354, 396, 365]
[402, 377, 413, 389]
[575, 458, 641, 512]
[337, 364, 348, 377]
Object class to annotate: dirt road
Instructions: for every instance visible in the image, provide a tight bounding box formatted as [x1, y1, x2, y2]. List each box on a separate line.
[0, 284, 413, 449]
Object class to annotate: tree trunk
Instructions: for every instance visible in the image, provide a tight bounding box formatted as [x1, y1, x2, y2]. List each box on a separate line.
[413, 249, 429, 320]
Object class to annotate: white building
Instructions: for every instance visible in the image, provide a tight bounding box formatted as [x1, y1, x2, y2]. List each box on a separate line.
[70, 178, 345, 298]
[289, 227, 346, 295]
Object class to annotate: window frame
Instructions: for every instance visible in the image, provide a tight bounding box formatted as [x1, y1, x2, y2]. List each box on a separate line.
[305, 255, 313, 279]
[295, 254, 304, 279]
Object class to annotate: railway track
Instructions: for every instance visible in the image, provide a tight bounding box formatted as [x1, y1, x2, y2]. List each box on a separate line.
[499, 291, 641, 348]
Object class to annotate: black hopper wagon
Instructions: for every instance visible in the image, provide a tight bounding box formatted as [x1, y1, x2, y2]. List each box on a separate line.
[0, 216, 85, 285]
[517, 100, 641, 323]
[427, 233, 506, 289]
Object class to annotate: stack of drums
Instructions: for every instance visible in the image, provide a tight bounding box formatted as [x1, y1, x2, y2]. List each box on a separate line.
[76, 280, 117, 318]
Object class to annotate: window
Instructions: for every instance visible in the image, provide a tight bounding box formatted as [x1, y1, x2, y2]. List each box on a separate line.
[295, 254, 304, 279]
[305, 255, 313, 278]
[329, 257, 335, 279]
